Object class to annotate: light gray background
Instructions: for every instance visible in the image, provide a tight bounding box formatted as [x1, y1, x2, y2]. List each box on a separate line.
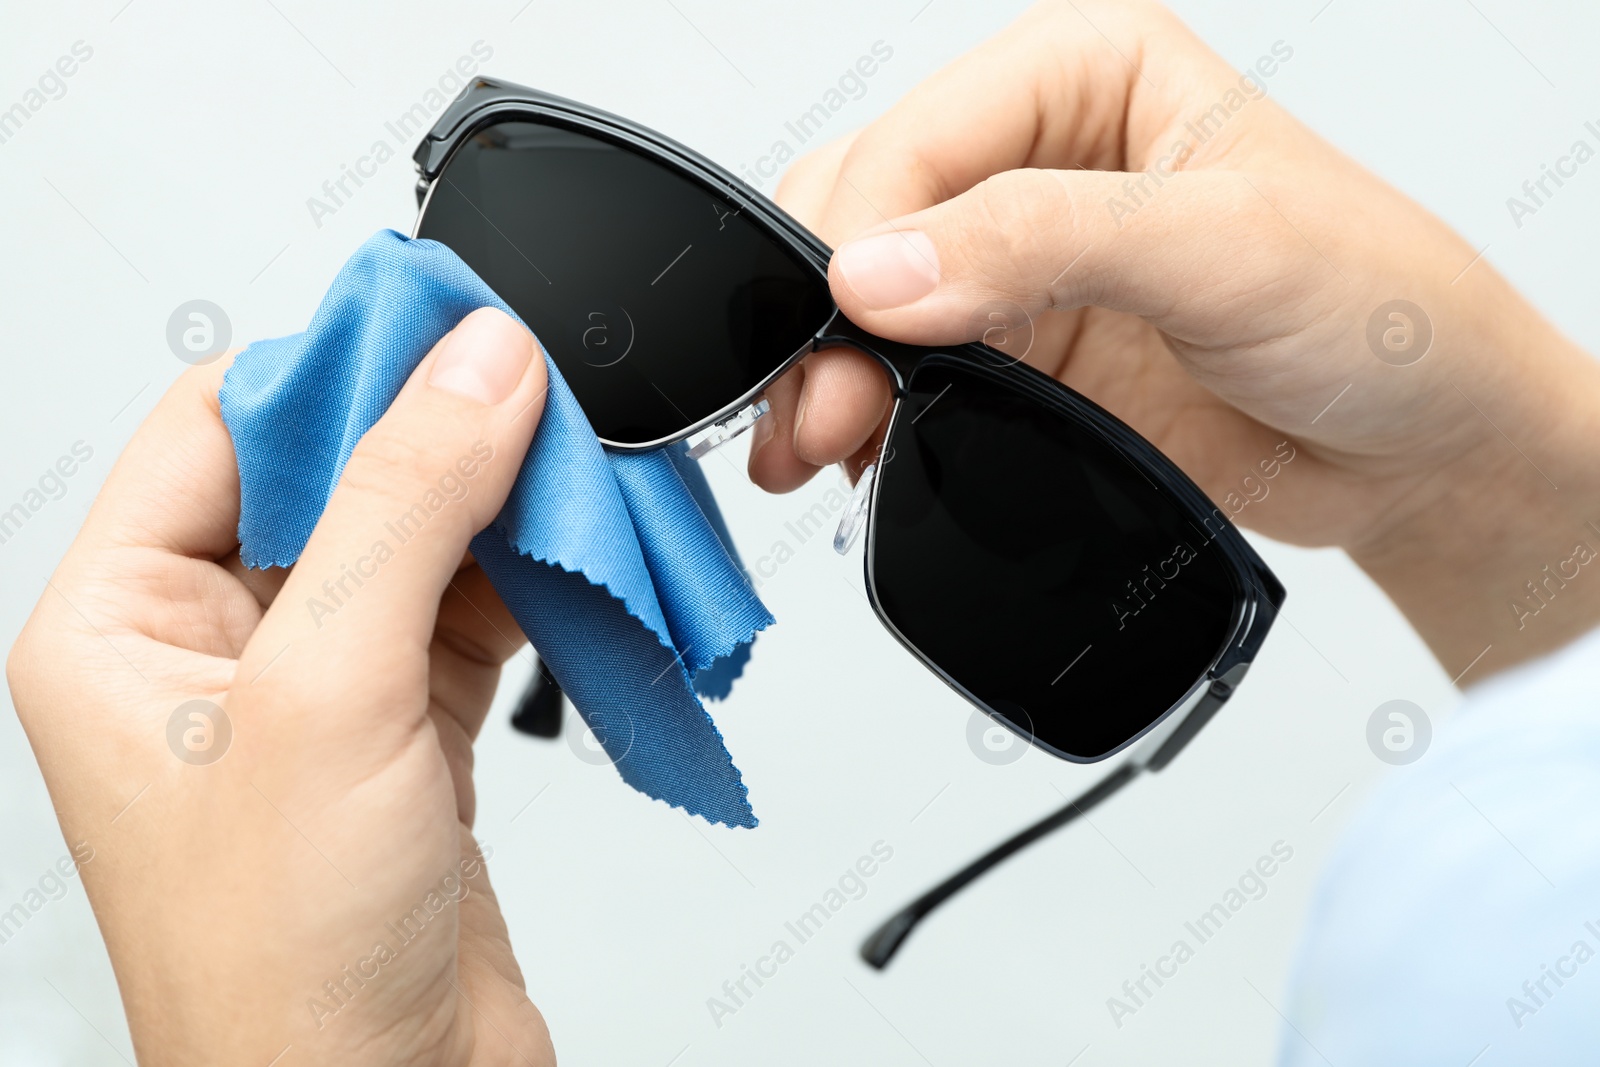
[0, 0, 1593, 1063]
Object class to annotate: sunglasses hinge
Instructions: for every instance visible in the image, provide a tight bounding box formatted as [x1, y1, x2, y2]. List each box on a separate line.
[684, 398, 771, 460]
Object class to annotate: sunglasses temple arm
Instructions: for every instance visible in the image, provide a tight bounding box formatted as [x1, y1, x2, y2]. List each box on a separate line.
[859, 759, 1144, 970]
[510, 657, 566, 739]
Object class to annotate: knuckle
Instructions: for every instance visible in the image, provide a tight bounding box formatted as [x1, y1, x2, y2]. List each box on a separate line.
[836, 132, 950, 210]
[1041, 0, 1156, 30]
[6, 626, 40, 716]
[775, 149, 825, 196]
[341, 429, 440, 501]
[4, 598, 79, 727]
[961, 170, 1071, 279]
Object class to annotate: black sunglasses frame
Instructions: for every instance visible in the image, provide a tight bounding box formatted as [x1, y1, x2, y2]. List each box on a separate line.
[411, 77, 1286, 965]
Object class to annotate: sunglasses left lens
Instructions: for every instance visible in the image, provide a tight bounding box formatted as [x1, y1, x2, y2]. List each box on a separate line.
[417, 118, 833, 445]
[867, 358, 1242, 762]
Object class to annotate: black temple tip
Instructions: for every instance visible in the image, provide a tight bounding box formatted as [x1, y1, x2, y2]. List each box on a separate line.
[510, 667, 564, 738]
[860, 910, 917, 970]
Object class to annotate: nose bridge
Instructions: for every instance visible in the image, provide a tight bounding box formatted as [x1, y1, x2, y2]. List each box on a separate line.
[812, 308, 923, 398]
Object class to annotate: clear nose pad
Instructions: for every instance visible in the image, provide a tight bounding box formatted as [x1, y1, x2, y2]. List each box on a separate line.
[685, 399, 770, 460]
[833, 462, 876, 555]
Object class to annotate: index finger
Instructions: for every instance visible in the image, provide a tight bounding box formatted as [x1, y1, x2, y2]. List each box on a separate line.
[752, 1, 1216, 488]
[71, 355, 243, 564]
[813, 0, 1155, 247]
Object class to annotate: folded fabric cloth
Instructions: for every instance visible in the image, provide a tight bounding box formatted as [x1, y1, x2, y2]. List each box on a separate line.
[219, 229, 772, 827]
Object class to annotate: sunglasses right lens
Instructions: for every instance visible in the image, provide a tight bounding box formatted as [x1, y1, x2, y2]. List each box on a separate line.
[417, 117, 833, 445]
[867, 360, 1240, 760]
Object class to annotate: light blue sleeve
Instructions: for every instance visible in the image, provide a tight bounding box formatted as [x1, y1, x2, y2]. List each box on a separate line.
[1279, 627, 1600, 1065]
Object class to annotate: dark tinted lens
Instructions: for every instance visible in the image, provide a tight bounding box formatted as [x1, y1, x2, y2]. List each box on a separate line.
[869, 360, 1238, 760]
[417, 119, 833, 444]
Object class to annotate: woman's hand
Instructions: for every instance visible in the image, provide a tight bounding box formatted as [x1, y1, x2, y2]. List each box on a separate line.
[8, 308, 556, 1066]
[749, 0, 1600, 678]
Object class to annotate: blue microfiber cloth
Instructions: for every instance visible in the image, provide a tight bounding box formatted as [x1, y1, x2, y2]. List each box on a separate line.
[219, 229, 772, 827]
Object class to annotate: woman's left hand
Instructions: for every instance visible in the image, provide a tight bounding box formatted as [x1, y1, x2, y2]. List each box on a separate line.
[8, 307, 557, 1066]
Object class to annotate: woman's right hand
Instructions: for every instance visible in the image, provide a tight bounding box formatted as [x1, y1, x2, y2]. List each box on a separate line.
[749, 0, 1600, 678]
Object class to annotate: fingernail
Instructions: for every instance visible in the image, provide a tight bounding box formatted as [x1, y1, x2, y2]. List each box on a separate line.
[429, 308, 533, 405]
[834, 230, 941, 310]
[793, 387, 810, 440]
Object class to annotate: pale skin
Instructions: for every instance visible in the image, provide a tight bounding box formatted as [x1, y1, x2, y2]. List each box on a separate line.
[11, 308, 559, 1065]
[748, 0, 1600, 679]
[11, 1, 1600, 1063]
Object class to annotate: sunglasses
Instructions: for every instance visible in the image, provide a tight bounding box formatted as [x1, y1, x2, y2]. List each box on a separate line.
[411, 78, 1285, 967]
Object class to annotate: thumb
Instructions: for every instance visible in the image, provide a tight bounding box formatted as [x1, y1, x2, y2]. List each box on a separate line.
[826, 167, 1311, 347]
[238, 307, 547, 719]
